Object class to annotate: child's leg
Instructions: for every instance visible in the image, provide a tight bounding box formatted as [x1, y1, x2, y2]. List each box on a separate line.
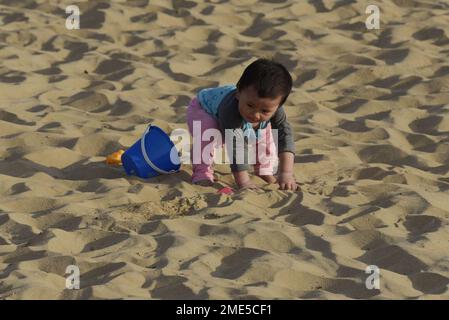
[186, 97, 220, 184]
[254, 123, 278, 177]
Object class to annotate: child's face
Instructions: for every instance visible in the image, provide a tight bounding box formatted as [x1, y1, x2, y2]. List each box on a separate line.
[236, 86, 282, 124]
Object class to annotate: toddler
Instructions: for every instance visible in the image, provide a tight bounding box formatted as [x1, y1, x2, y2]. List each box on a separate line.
[186, 58, 297, 191]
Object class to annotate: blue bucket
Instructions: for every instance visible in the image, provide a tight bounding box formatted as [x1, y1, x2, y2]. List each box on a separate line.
[122, 124, 180, 178]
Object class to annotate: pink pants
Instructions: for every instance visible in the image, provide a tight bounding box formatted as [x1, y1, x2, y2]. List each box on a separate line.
[186, 97, 278, 183]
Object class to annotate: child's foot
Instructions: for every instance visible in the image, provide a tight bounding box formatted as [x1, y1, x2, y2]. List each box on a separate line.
[258, 175, 277, 184]
[193, 179, 214, 187]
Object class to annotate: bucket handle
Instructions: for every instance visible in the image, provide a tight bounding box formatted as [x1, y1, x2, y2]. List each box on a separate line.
[140, 124, 179, 175]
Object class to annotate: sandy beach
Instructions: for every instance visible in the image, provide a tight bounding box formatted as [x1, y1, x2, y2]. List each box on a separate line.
[0, 0, 449, 299]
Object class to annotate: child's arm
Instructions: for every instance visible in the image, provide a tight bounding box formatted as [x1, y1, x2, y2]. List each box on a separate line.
[278, 152, 298, 190]
[270, 106, 298, 191]
[218, 100, 256, 189]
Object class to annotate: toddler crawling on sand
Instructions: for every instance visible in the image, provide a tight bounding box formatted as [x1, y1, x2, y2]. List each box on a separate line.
[186, 58, 298, 191]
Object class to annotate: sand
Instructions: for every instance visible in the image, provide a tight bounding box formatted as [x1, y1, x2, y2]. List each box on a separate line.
[1, 0, 449, 299]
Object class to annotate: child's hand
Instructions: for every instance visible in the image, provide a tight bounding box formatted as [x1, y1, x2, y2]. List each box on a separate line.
[233, 170, 260, 191]
[239, 180, 260, 191]
[278, 172, 298, 191]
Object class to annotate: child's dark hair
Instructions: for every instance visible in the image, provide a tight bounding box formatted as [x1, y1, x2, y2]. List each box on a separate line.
[236, 58, 293, 106]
